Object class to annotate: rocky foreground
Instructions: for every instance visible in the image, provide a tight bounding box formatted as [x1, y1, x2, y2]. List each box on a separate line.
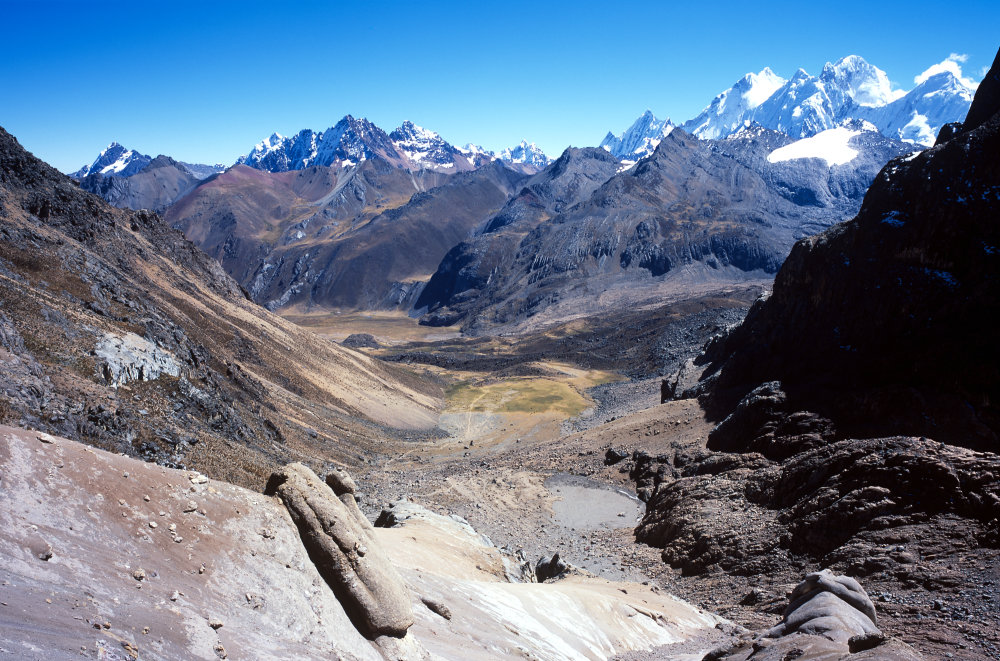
[0, 425, 729, 660]
[3, 424, 935, 660]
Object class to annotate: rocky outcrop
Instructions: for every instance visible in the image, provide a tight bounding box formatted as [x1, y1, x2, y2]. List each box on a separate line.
[633, 393, 1000, 577]
[265, 463, 413, 638]
[94, 332, 180, 387]
[535, 552, 571, 582]
[709, 570, 922, 660]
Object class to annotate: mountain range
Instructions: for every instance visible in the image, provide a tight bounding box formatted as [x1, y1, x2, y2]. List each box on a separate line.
[63, 52, 972, 329]
[3, 44, 999, 661]
[601, 55, 975, 162]
[417, 122, 914, 332]
[235, 115, 550, 175]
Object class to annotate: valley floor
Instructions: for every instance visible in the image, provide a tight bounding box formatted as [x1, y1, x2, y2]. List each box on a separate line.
[297, 286, 1000, 661]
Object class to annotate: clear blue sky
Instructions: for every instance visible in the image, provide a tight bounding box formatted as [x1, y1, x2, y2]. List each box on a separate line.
[2, 0, 997, 172]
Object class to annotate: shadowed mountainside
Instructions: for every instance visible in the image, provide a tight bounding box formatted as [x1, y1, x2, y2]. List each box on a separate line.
[418, 126, 913, 333]
[78, 154, 203, 212]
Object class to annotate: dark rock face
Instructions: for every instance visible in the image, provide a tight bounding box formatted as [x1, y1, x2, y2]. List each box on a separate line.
[959, 48, 1000, 136]
[418, 128, 913, 332]
[265, 463, 413, 638]
[631, 53, 1000, 658]
[700, 49, 1000, 451]
[535, 552, 570, 582]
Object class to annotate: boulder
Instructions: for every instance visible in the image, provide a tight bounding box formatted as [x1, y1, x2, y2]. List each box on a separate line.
[266, 463, 413, 638]
[707, 570, 923, 660]
[535, 552, 570, 582]
[766, 570, 878, 643]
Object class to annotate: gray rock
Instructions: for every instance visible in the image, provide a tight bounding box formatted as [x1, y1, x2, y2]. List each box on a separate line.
[766, 570, 878, 643]
[94, 332, 180, 388]
[266, 463, 413, 638]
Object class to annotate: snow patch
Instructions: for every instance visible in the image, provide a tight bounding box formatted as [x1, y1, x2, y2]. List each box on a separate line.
[767, 127, 861, 166]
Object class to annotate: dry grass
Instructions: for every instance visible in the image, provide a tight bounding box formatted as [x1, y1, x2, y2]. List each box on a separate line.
[280, 308, 461, 344]
[446, 378, 586, 416]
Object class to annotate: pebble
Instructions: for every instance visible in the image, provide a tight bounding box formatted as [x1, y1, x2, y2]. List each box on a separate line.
[132, 569, 146, 581]
[148, 521, 158, 529]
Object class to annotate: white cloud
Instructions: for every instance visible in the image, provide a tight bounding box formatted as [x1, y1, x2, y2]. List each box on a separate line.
[981, 65, 992, 79]
[915, 53, 980, 90]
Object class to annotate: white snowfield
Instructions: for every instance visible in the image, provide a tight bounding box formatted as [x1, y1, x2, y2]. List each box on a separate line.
[767, 127, 861, 167]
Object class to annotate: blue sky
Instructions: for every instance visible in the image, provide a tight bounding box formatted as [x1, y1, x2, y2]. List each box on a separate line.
[1, 0, 997, 172]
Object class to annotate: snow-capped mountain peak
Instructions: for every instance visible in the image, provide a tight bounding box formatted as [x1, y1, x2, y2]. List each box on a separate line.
[679, 67, 789, 140]
[740, 67, 786, 107]
[458, 143, 494, 157]
[680, 54, 976, 147]
[820, 55, 901, 107]
[600, 110, 674, 161]
[390, 120, 438, 143]
[71, 142, 152, 179]
[388, 120, 467, 170]
[498, 141, 550, 169]
[238, 116, 405, 172]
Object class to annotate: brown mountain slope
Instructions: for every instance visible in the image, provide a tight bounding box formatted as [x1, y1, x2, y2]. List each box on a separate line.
[166, 158, 525, 310]
[0, 126, 441, 489]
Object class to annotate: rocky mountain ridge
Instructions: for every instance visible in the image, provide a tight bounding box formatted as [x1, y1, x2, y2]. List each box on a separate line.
[418, 122, 915, 333]
[165, 158, 526, 311]
[236, 115, 551, 175]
